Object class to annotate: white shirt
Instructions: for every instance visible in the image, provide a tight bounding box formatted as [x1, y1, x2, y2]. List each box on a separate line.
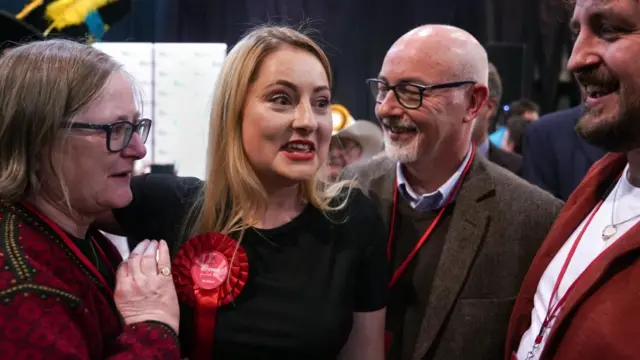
[516, 164, 640, 360]
[396, 146, 473, 211]
[101, 231, 130, 259]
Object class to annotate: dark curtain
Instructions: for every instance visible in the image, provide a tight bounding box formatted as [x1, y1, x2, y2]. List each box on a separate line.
[491, 0, 575, 112]
[144, 0, 501, 120]
[2, 0, 574, 117]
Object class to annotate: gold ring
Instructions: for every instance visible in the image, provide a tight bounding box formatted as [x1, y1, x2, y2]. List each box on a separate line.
[159, 267, 171, 276]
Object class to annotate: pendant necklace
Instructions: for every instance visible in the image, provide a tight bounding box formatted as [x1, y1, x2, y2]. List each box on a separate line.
[88, 237, 100, 272]
[602, 174, 640, 241]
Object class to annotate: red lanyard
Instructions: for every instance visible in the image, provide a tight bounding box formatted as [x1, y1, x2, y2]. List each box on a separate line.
[534, 199, 604, 346]
[387, 146, 475, 288]
[534, 172, 624, 347]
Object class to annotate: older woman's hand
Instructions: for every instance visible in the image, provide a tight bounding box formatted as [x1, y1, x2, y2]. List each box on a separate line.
[114, 239, 180, 333]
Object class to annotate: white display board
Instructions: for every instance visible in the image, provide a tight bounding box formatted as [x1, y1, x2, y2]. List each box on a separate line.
[154, 43, 227, 178]
[92, 42, 227, 178]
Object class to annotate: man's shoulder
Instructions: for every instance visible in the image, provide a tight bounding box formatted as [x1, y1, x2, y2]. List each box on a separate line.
[472, 160, 562, 245]
[491, 144, 521, 162]
[489, 144, 522, 173]
[483, 159, 563, 210]
[530, 105, 583, 134]
[340, 155, 396, 183]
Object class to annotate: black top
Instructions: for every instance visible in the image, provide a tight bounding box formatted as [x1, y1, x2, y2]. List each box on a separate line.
[113, 174, 388, 359]
[65, 230, 118, 289]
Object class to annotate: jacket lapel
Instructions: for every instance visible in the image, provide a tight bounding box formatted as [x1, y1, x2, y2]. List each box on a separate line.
[411, 157, 494, 360]
[540, 154, 640, 358]
[504, 152, 626, 359]
[541, 221, 640, 358]
[367, 158, 397, 230]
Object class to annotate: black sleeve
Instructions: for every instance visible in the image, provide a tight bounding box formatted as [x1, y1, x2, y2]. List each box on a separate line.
[112, 174, 203, 249]
[350, 189, 389, 312]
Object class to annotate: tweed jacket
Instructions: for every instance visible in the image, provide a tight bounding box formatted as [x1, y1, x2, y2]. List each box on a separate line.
[489, 142, 522, 175]
[342, 154, 563, 360]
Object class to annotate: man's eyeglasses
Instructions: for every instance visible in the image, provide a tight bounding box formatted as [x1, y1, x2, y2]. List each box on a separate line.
[365, 79, 476, 109]
[67, 118, 152, 152]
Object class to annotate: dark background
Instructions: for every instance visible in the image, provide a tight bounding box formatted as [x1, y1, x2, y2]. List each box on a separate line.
[2, 0, 579, 120]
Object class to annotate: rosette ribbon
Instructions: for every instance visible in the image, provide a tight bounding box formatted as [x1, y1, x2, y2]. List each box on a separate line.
[172, 232, 249, 360]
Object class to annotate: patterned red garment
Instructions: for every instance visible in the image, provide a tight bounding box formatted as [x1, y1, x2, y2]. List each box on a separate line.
[0, 202, 180, 359]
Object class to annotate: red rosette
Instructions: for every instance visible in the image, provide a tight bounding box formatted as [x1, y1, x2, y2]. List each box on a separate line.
[172, 232, 249, 360]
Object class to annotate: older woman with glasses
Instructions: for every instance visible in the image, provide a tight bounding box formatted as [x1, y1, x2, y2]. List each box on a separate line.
[0, 39, 180, 359]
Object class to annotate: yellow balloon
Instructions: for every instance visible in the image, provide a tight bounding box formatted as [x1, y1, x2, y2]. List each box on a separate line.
[331, 104, 354, 135]
[44, 0, 110, 31]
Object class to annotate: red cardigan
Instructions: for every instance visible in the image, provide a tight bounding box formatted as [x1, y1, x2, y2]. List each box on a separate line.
[0, 201, 180, 359]
[505, 153, 640, 360]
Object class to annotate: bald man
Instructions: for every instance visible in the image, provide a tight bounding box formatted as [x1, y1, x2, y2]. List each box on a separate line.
[342, 25, 562, 360]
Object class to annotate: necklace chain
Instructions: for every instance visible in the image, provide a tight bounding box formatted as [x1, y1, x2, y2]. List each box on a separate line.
[88, 237, 100, 272]
[602, 172, 640, 241]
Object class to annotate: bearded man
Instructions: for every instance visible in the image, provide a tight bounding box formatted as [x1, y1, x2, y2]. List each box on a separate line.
[342, 24, 562, 360]
[506, 0, 640, 359]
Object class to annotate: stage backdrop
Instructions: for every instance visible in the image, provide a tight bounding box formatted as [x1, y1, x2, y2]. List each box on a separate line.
[93, 42, 227, 179]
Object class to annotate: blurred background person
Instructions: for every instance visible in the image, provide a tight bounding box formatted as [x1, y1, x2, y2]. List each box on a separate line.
[489, 98, 540, 148]
[503, 115, 531, 155]
[521, 104, 606, 201]
[327, 119, 383, 181]
[472, 62, 522, 174]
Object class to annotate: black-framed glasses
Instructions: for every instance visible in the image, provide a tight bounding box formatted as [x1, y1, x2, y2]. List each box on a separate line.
[365, 78, 476, 109]
[67, 118, 153, 152]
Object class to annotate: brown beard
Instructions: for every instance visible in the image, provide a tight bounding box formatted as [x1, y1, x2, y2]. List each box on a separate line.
[576, 86, 640, 153]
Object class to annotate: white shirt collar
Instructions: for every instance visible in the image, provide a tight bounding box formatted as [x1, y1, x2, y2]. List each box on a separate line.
[396, 145, 473, 211]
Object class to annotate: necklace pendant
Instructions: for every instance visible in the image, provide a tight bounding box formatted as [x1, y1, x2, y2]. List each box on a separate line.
[602, 224, 618, 241]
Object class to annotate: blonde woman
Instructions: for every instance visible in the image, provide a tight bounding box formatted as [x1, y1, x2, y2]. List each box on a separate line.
[100, 26, 387, 359]
[0, 40, 179, 358]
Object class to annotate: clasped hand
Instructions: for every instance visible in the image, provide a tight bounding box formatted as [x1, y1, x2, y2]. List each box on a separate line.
[114, 239, 180, 333]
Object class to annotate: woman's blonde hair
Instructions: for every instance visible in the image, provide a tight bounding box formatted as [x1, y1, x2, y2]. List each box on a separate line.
[0, 39, 122, 203]
[184, 25, 353, 243]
